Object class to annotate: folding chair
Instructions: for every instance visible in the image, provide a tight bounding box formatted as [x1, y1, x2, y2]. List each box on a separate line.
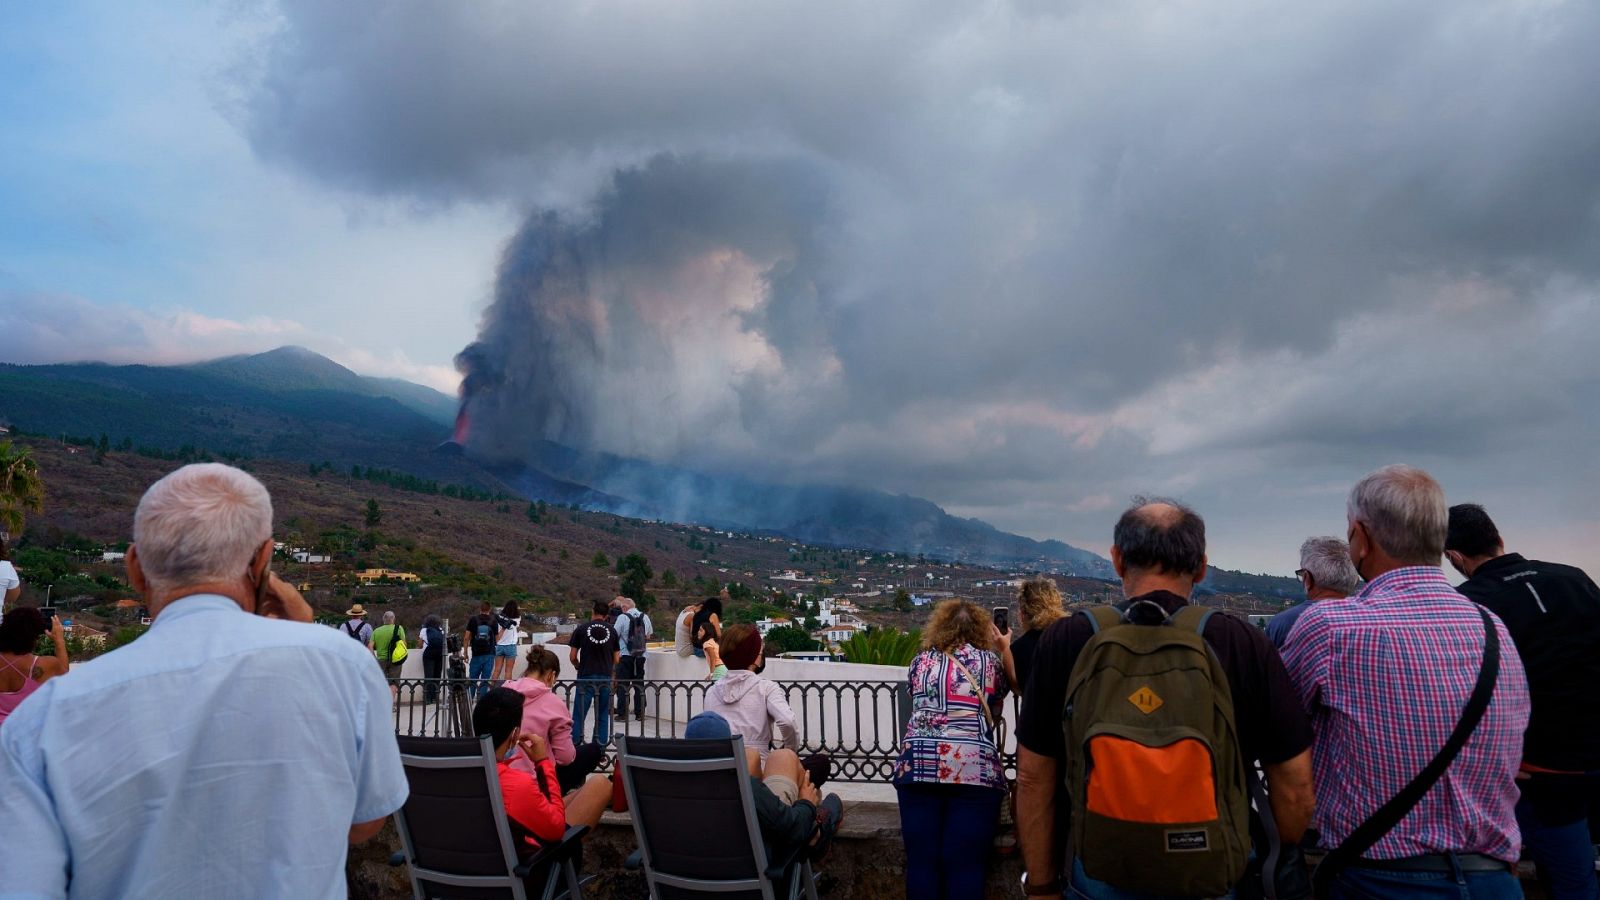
[616, 734, 820, 900]
[390, 735, 590, 900]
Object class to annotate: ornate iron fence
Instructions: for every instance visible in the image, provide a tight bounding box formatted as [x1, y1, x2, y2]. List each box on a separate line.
[387, 676, 1015, 783]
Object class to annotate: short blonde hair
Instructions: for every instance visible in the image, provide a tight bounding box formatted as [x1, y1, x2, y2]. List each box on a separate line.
[134, 463, 272, 594]
[1017, 577, 1065, 631]
[922, 599, 993, 654]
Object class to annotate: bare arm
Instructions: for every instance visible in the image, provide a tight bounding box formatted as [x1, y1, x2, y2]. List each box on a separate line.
[3, 586, 19, 604]
[1263, 750, 1315, 845]
[1016, 746, 1061, 888]
[348, 817, 387, 845]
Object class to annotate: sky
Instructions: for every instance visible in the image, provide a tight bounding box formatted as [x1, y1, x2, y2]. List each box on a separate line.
[3, 1, 1598, 576]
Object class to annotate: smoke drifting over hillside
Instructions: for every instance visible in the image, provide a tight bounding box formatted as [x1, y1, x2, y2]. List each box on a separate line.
[237, 0, 1600, 571]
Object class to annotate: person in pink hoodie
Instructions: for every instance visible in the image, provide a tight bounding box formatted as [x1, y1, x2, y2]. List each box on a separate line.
[702, 624, 831, 792]
[504, 645, 607, 799]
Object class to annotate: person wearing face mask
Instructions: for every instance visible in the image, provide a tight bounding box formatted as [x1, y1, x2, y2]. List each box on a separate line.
[504, 646, 612, 801]
[1281, 465, 1531, 899]
[476, 683, 613, 847]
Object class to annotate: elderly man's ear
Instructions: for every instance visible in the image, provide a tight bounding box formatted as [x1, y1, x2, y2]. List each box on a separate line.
[126, 545, 148, 595]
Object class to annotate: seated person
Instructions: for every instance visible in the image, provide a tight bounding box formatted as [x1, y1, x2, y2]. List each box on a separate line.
[683, 711, 844, 864]
[473, 687, 613, 847]
[0, 608, 69, 725]
[504, 645, 605, 794]
[703, 627, 832, 788]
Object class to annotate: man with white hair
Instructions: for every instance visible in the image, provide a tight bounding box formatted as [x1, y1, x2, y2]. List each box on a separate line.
[0, 463, 407, 898]
[1282, 465, 1530, 898]
[1266, 536, 1362, 649]
[612, 595, 652, 721]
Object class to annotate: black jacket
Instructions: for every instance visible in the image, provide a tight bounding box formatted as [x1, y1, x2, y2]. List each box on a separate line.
[1457, 553, 1600, 771]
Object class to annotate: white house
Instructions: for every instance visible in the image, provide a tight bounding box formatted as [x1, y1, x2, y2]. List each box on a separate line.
[812, 623, 858, 645]
[755, 616, 796, 636]
[292, 551, 331, 564]
[101, 550, 126, 562]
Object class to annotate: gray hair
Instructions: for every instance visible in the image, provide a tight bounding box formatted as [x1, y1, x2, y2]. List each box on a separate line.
[1347, 464, 1447, 565]
[383, 610, 396, 624]
[617, 597, 636, 611]
[1298, 536, 1361, 594]
[134, 464, 273, 594]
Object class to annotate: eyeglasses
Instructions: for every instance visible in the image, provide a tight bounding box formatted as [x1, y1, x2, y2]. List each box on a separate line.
[1294, 569, 1309, 580]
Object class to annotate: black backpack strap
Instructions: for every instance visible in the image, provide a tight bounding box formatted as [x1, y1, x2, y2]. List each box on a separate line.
[1311, 606, 1501, 896]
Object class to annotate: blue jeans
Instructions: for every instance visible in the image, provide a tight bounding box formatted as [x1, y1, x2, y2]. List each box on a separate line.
[1069, 858, 1236, 899]
[468, 653, 494, 697]
[1518, 774, 1600, 900]
[572, 674, 612, 745]
[896, 782, 1003, 900]
[1329, 860, 1522, 899]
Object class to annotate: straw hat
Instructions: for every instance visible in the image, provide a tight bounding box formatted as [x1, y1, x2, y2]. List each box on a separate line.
[345, 603, 367, 618]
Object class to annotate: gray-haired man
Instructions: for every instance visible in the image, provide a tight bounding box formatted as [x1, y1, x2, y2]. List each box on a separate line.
[1267, 537, 1362, 649]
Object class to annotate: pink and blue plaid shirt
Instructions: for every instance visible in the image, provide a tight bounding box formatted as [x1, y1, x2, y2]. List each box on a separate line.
[1282, 566, 1530, 862]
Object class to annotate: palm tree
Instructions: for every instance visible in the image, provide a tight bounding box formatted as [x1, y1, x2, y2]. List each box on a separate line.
[839, 627, 923, 667]
[0, 441, 44, 538]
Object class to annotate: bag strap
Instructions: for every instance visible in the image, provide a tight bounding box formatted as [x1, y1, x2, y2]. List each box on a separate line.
[945, 652, 997, 733]
[1081, 606, 1121, 635]
[1311, 605, 1500, 895]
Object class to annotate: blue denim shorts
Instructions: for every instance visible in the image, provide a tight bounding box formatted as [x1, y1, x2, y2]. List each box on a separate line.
[494, 644, 518, 658]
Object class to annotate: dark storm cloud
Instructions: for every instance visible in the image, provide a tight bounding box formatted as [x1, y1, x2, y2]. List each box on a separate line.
[236, 0, 1600, 570]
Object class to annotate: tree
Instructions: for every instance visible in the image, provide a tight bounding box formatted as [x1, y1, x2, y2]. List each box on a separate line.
[0, 441, 45, 537]
[525, 502, 541, 523]
[591, 551, 609, 569]
[893, 588, 912, 613]
[764, 626, 822, 654]
[839, 628, 922, 666]
[364, 498, 382, 528]
[661, 569, 678, 588]
[615, 553, 653, 602]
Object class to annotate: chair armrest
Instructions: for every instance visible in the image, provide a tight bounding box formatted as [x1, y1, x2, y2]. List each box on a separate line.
[513, 825, 591, 877]
[624, 848, 644, 871]
[387, 851, 407, 867]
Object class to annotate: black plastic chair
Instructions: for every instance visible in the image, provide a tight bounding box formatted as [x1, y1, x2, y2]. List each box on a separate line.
[616, 734, 819, 900]
[390, 734, 590, 900]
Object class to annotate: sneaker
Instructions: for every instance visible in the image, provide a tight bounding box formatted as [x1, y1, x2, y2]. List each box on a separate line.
[808, 794, 844, 863]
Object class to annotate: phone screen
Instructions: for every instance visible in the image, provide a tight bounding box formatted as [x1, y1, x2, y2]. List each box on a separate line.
[39, 606, 57, 622]
[992, 606, 1009, 635]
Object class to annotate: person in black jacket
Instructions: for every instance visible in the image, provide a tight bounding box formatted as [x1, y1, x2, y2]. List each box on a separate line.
[1448, 503, 1600, 900]
[420, 614, 446, 702]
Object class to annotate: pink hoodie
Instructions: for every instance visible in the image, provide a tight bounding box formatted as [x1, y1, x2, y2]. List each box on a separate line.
[503, 676, 576, 774]
[704, 669, 801, 758]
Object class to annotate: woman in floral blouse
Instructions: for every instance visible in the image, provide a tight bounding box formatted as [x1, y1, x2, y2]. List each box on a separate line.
[892, 598, 1012, 899]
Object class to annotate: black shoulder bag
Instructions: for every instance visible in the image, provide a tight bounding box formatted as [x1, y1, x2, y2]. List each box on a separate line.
[1310, 606, 1501, 898]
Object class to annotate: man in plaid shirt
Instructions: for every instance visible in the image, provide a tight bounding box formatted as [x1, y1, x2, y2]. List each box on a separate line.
[1283, 465, 1530, 898]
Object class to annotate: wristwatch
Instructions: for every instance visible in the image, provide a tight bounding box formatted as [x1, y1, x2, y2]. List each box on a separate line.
[1022, 873, 1061, 896]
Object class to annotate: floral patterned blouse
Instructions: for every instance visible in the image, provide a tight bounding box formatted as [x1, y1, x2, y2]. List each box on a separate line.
[891, 644, 1006, 791]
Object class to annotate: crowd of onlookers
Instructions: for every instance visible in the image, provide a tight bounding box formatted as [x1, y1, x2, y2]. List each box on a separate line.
[0, 460, 1596, 900]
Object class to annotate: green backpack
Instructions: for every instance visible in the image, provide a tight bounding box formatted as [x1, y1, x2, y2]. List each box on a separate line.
[1062, 603, 1250, 897]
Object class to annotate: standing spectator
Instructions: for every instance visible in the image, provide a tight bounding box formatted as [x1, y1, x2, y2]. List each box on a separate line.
[343, 602, 374, 648]
[1283, 466, 1530, 899]
[506, 646, 606, 794]
[893, 599, 1010, 900]
[464, 601, 502, 697]
[569, 600, 618, 746]
[1267, 536, 1361, 650]
[1448, 502, 1600, 900]
[614, 597, 652, 721]
[419, 614, 446, 703]
[371, 610, 406, 701]
[0, 536, 21, 612]
[493, 601, 522, 682]
[673, 601, 701, 658]
[0, 607, 68, 725]
[1017, 497, 1314, 899]
[1008, 577, 1065, 694]
[0, 463, 406, 897]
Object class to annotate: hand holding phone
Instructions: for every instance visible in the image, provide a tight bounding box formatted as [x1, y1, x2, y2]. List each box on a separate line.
[992, 606, 1010, 635]
[255, 570, 314, 622]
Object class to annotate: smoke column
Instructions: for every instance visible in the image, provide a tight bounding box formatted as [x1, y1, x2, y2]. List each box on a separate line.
[454, 153, 840, 472]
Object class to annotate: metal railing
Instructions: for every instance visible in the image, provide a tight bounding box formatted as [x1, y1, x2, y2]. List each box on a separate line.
[387, 676, 1000, 784]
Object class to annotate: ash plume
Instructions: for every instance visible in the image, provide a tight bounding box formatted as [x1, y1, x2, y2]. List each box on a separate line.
[454, 154, 840, 471]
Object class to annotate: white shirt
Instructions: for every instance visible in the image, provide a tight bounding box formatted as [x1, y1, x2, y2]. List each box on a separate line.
[496, 615, 520, 646]
[0, 594, 408, 899]
[0, 560, 18, 592]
